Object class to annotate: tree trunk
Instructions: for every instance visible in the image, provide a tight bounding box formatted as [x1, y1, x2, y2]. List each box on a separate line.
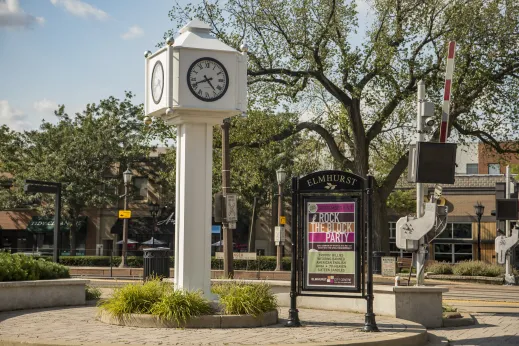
[248, 197, 258, 252]
[372, 189, 390, 254]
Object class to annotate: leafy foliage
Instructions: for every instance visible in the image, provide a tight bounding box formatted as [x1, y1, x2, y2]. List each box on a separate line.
[426, 261, 453, 275]
[0, 252, 70, 281]
[165, 0, 519, 252]
[60, 255, 292, 271]
[387, 189, 416, 215]
[86, 285, 102, 300]
[0, 93, 170, 254]
[452, 261, 504, 277]
[212, 282, 277, 316]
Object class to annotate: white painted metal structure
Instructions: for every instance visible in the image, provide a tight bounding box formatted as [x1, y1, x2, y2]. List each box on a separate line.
[144, 19, 247, 297]
[439, 41, 456, 143]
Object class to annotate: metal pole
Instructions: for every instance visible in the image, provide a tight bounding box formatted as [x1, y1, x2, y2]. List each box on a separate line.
[286, 176, 300, 327]
[505, 165, 514, 283]
[221, 118, 234, 278]
[416, 80, 426, 286]
[364, 175, 379, 332]
[120, 183, 129, 268]
[276, 183, 283, 271]
[477, 215, 482, 261]
[152, 213, 155, 248]
[53, 184, 61, 264]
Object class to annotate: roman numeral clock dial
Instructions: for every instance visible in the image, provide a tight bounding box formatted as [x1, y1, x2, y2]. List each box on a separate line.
[187, 57, 229, 102]
[151, 61, 164, 104]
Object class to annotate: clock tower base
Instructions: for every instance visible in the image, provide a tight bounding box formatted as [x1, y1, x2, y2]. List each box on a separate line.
[172, 117, 223, 298]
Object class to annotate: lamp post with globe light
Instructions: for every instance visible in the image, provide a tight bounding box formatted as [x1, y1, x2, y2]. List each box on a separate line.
[119, 167, 133, 268]
[275, 167, 287, 271]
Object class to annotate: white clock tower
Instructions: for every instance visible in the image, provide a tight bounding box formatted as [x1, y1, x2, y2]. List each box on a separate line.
[144, 19, 247, 297]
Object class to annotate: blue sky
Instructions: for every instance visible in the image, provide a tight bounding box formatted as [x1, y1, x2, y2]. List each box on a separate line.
[0, 0, 186, 131]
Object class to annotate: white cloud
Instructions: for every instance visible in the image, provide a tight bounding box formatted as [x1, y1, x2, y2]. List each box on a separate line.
[33, 98, 58, 113]
[50, 0, 108, 21]
[0, 0, 45, 29]
[121, 25, 144, 40]
[0, 100, 32, 131]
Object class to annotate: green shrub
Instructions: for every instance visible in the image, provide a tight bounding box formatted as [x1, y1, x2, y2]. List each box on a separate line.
[212, 282, 277, 316]
[86, 286, 102, 300]
[452, 261, 504, 277]
[62, 255, 291, 271]
[99, 279, 212, 324]
[150, 290, 213, 325]
[212, 257, 291, 271]
[426, 262, 453, 275]
[0, 252, 70, 281]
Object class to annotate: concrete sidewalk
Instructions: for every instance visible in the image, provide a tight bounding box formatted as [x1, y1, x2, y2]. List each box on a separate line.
[0, 305, 427, 346]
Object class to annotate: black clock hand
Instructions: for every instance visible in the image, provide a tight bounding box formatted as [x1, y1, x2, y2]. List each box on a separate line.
[204, 75, 215, 90]
[193, 77, 213, 86]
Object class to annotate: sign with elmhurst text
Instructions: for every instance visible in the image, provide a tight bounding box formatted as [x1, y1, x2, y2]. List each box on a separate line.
[300, 170, 363, 191]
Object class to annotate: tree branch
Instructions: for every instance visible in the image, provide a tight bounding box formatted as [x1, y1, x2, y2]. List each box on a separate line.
[230, 122, 354, 170]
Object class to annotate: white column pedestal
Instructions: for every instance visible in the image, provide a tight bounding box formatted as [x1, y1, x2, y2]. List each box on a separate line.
[174, 122, 213, 297]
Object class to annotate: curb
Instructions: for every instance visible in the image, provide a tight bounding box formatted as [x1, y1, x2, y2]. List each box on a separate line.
[441, 313, 475, 328]
[98, 309, 278, 328]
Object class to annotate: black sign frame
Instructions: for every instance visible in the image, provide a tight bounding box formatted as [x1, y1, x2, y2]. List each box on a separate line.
[286, 170, 379, 331]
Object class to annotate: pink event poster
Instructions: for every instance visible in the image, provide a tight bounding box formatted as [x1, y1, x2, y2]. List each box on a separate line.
[306, 201, 356, 288]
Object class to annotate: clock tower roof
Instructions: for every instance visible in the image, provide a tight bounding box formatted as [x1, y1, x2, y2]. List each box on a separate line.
[174, 19, 238, 53]
[179, 19, 212, 34]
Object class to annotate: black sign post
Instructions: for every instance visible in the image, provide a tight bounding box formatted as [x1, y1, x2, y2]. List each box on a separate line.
[24, 180, 62, 263]
[285, 170, 378, 332]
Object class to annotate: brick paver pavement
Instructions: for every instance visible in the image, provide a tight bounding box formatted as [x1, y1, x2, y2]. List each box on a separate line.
[427, 312, 519, 345]
[0, 306, 423, 346]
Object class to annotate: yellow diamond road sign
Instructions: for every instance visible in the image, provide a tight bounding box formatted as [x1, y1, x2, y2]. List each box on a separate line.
[119, 210, 131, 219]
[280, 216, 286, 225]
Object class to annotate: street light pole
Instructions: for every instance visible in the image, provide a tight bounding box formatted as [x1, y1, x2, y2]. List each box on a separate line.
[120, 167, 133, 268]
[474, 202, 485, 261]
[275, 167, 287, 271]
[221, 118, 234, 278]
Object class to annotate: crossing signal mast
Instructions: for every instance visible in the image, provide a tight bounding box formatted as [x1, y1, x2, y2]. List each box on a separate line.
[396, 42, 457, 286]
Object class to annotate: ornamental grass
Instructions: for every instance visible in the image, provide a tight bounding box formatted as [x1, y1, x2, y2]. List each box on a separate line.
[98, 278, 213, 325]
[212, 282, 277, 317]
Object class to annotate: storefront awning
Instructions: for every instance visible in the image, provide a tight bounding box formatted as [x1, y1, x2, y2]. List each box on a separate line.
[26, 216, 87, 233]
[111, 216, 174, 236]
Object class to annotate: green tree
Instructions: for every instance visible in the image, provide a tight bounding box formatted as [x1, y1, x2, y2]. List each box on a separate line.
[0, 92, 162, 254]
[166, 0, 519, 252]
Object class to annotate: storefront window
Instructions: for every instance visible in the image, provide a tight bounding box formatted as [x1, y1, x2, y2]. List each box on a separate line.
[434, 223, 473, 263]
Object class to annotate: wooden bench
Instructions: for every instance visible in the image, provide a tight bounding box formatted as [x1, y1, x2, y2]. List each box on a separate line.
[397, 257, 413, 272]
[397, 257, 437, 272]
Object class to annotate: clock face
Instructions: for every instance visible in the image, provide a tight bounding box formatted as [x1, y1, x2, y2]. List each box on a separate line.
[187, 57, 229, 102]
[151, 61, 164, 104]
